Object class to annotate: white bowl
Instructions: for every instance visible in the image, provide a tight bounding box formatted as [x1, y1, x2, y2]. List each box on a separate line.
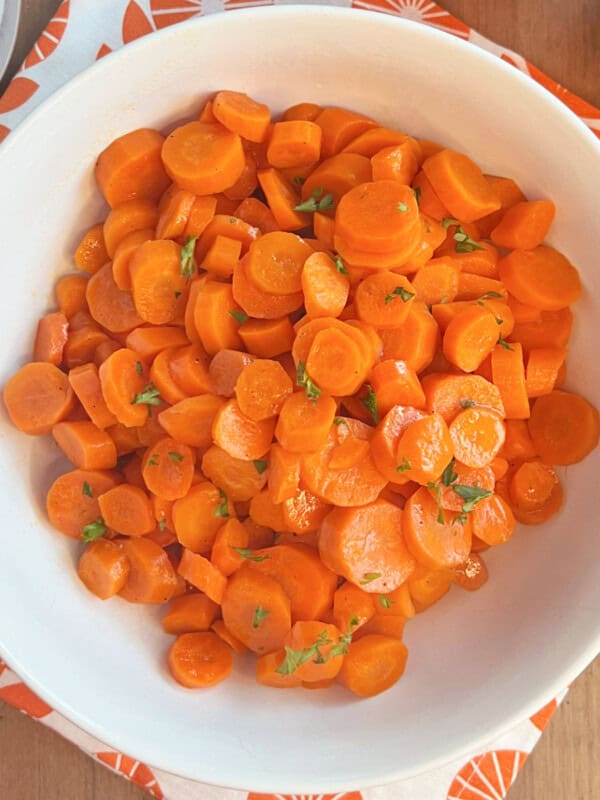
[0, 6, 599, 793]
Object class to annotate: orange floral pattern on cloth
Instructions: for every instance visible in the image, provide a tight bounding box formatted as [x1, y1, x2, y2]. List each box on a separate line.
[96, 752, 165, 798]
[447, 750, 528, 800]
[530, 698, 558, 732]
[22, 2, 71, 69]
[248, 794, 363, 800]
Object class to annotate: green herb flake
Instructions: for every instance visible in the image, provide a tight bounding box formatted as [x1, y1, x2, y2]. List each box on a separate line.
[276, 630, 332, 675]
[131, 383, 161, 408]
[360, 384, 379, 425]
[440, 295, 449, 304]
[427, 481, 445, 524]
[360, 572, 381, 585]
[229, 310, 249, 325]
[454, 512, 469, 526]
[252, 606, 271, 629]
[294, 188, 335, 213]
[229, 217, 237, 224]
[452, 484, 493, 513]
[396, 458, 411, 474]
[148, 454, 160, 466]
[333, 255, 349, 275]
[442, 217, 459, 229]
[413, 187, 421, 205]
[81, 517, 107, 542]
[333, 417, 347, 426]
[158, 519, 167, 532]
[460, 399, 475, 409]
[397, 202, 408, 213]
[82, 481, 93, 498]
[384, 285, 416, 305]
[441, 458, 458, 487]
[296, 361, 322, 402]
[293, 176, 306, 186]
[135, 361, 143, 376]
[378, 595, 395, 609]
[253, 459, 268, 475]
[180, 235, 197, 280]
[497, 334, 514, 351]
[214, 489, 230, 518]
[168, 451, 184, 463]
[231, 547, 270, 563]
[495, 316, 504, 326]
[453, 226, 485, 254]
[174, 291, 182, 299]
[479, 291, 504, 300]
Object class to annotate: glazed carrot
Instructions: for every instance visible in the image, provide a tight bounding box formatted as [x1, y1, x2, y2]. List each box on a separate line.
[528, 390, 600, 465]
[243, 519, 275, 550]
[491, 342, 530, 419]
[511, 479, 564, 525]
[121, 453, 145, 490]
[256, 649, 302, 688]
[511, 307, 573, 354]
[246, 232, 313, 296]
[130, 239, 186, 325]
[233, 255, 304, 320]
[470, 494, 515, 546]
[124, 326, 189, 362]
[412, 257, 460, 306]
[63, 324, 110, 370]
[507, 294, 542, 325]
[110, 228, 153, 290]
[86, 263, 143, 333]
[337, 635, 408, 697]
[55, 274, 88, 319]
[68, 363, 117, 429]
[443, 306, 500, 373]
[282, 488, 331, 534]
[280, 621, 346, 683]
[368, 405, 426, 482]
[422, 149, 501, 222]
[292, 316, 373, 375]
[74, 223, 109, 274]
[167, 344, 211, 396]
[422, 372, 505, 421]
[498, 246, 581, 310]
[221, 564, 291, 653]
[356, 615, 406, 640]
[52, 420, 117, 470]
[212, 399, 275, 460]
[78, 539, 130, 599]
[433, 298, 513, 339]
[299, 252, 348, 319]
[3, 362, 74, 435]
[333, 582, 376, 632]
[93, 339, 122, 367]
[370, 360, 425, 416]
[249, 543, 337, 622]
[168, 631, 233, 688]
[209, 620, 246, 655]
[146, 347, 186, 406]
[96, 483, 154, 536]
[142, 437, 194, 501]
[156, 188, 195, 239]
[95, 128, 170, 208]
[214, 194, 241, 215]
[162, 593, 219, 635]
[417, 139, 443, 160]
[267, 444, 299, 504]
[354, 272, 416, 328]
[210, 518, 249, 576]
[275, 392, 336, 453]
[444, 241, 499, 279]
[33, 311, 68, 366]
[239, 317, 295, 358]
[411, 170, 449, 220]
[105, 422, 140, 456]
[177, 548, 227, 604]
[257, 168, 310, 231]
[319, 499, 415, 593]
[235, 359, 293, 421]
[172, 481, 230, 553]
[301, 153, 372, 205]
[336, 181, 420, 254]
[315, 107, 377, 158]
[183, 195, 217, 238]
[448, 407, 505, 468]
[454, 273, 507, 302]
[379, 302, 438, 374]
[342, 127, 414, 159]
[267, 120, 321, 168]
[404, 487, 472, 570]
[157, 395, 223, 450]
[193, 281, 244, 356]
[162, 121, 245, 195]
[395, 413, 455, 485]
[223, 151, 258, 201]
[453, 553, 488, 591]
[371, 141, 419, 185]
[249, 488, 287, 531]
[509, 460, 558, 512]
[103, 199, 158, 258]
[305, 327, 367, 397]
[491, 200, 555, 250]
[476, 175, 526, 238]
[201, 235, 242, 278]
[408, 566, 453, 611]
[119, 536, 177, 603]
[97, 348, 152, 427]
[234, 197, 279, 233]
[310, 212, 334, 251]
[373, 582, 415, 619]
[213, 90, 270, 142]
[525, 347, 567, 398]
[282, 102, 322, 122]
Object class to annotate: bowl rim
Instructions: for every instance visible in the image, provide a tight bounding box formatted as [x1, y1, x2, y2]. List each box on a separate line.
[0, 5, 599, 793]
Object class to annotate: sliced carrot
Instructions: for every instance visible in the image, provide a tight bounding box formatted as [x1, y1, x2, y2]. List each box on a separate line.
[213, 90, 270, 142]
[267, 120, 321, 168]
[98, 347, 151, 428]
[168, 631, 233, 688]
[511, 480, 564, 525]
[422, 372, 505, 421]
[193, 280, 243, 355]
[246, 231, 313, 296]
[528, 390, 600, 465]
[418, 139, 444, 159]
[403, 486, 472, 569]
[370, 360, 425, 416]
[370, 405, 427, 482]
[281, 621, 345, 683]
[477, 175, 525, 238]
[257, 168, 310, 232]
[4, 362, 74, 435]
[234, 197, 279, 234]
[470, 494, 515, 546]
[379, 301, 438, 374]
[491, 200, 555, 250]
[525, 347, 567, 398]
[155, 187, 195, 239]
[337, 634, 408, 697]
[93, 338, 122, 367]
[52, 420, 117, 470]
[156, 395, 221, 449]
[235, 359, 293, 422]
[301, 153, 372, 205]
[315, 107, 377, 158]
[249, 488, 287, 531]
[511, 307, 573, 354]
[256, 649, 302, 688]
[68, 363, 117, 430]
[111, 228, 154, 290]
[422, 149, 501, 222]
[233, 255, 304, 320]
[210, 517, 249, 576]
[268, 444, 300, 504]
[239, 317, 295, 358]
[275, 392, 337, 453]
[124, 326, 189, 362]
[147, 346, 187, 406]
[282, 102, 322, 122]
[371, 141, 419, 184]
[212, 399, 275, 460]
[319, 499, 415, 593]
[167, 343, 211, 396]
[374, 582, 415, 619]
[453, 553, 489, 591]
[106, 423, 141, 456]
[201, 235, 242, 278]
[343, 127, 416, 158]
[282, 488, 331, 534]
[395, 413, 455, 485]
[408, 566, 453, 611]
[491, 341, 530, 419]
[74, 223, 109, 274]
[95, 128, 170, 208]
[448, 407, 505, 468]
[142, 437, 194, 501]
[305, 327, 367, 397]
[356, 615, 406, 640]
[97, 482, 154, 536]
[33, 311, 68, 366]
[454, 273, 507, 302]
[177, 548, 227, 604]
[86, 263, 143, 333]
[223, 151, 258, 201]
[509, 460, 558, 512]
[78, 539, 130, 599]
[162, 593, 219, 635]
[221, 564, 291, 653]
[171, 480, 229, 553]
[208, 351, 254, 402]
[63, 324, 109, 370]
[119, 537, 177, 603]
[210, 620, 247, 655]
[498, 246, 581, 310]
[443, 305, 499, 372]
[55, 274, 89, 319]
[411, 170, 449, 220]
[103, 199, 158, 259]
[129, 239, 186, 325]
[183, 195, 217, 238]
[354, 271, 416, 329]
[333, 583, 376, 632]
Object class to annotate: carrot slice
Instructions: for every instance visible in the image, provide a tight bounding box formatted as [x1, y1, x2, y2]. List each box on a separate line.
[111, 227, 155, 290]
[509, 460, 558, 512]
[103, 199, 158, 259]
[422, 149, 501, 222]
[470, 494, 515, 546]
[86, 263, 143, 333]
[337, 634, 408, 697]
[491, 342, 530, 420]
[443, 306, 500, 373]
[491, 200, 555, 250]
[233, 255, 304, 319]
[511, 480, 564, 525]
[283, 102, 322, 122]
[142, 437, 195, 501]
[453, 553, 488, 591]
[95, 128, 170, 208]
[249, 488, 287, 531]
[177, 548, 227, 604]
[52, 420, 117, 470]
[268, 444, 300, 504]
[194, 280, 243, 356]
[319, 499, 415, 593]
[221, 564, 291, 653]
[371, 142, 419, 185]
[98, 347, 151, 428]
[158, 395, 223, 449]
[370, 360, 425, 416]
[213, 90, 271, 142]
[246, 231, 313, 296]
[162, 121, 245, 195]
[379, 301, 438, 374]
[212, 399, 275, 460]
[408, 566, 453, 611]
[282, 488, 331, 534]
[171, 480, 229, 553]
[525, 347, 567, 398]
[256, 649, 302, 688]
[511, 307, 573, 354]
[68, 363, 117, 429]
[130, 239, 186, 324]
[235, 359, 293, 421]
[78, 539, 130, 599]
[281, 621, 346, 683]
[267, 120, 321, 168]
[498, 246, 581, 310]
[162, 593, 219, 635]
[210, 518, 249, 577]
[528, 390, 600, 465]
[33, 311, 68, 366]
[306, 327, 366, 397]
[119, 537, 178, 603]
[355, 272, 416, 329]
[333, 583, 376, 632]
[275, 392, 337, 453]
[301, 153, 372, 205]
[4, 362, 74, 435]
[239, 317, 295, 358]
[74, 222, 109, 274]
[393, 413, 454, 485]
[412, 257, 460, 307]
[477, 175, 525, 238]
[55, 274, 89, 319]
[422, 372, 505, 421]
[315, 107, 377, 158]
[448, 407, 505, 468]
[168, 631, 233, 688]
[404, 486, 472, 570]
[411, 169, 449, 220]
[124, 326, 190, 362]
[257, 168, 310, 232]
[184, 195, 218, 238]
[234, 197, 279, 234]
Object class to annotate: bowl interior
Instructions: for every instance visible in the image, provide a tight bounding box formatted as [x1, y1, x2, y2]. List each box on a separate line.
[0, 7, 599, 793]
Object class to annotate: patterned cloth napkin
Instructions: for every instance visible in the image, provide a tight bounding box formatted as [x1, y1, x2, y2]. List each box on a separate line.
[0, 2, 597, 798]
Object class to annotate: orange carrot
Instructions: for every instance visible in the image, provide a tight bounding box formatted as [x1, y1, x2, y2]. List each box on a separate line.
[282, 487, 331, 534]
[78, 538, 130, 599]
[233, 254, 304, 319]
[267, 120, 322, 168]
[162, 593, 219, 635]
[443, 306, 499, 373]
[4, 362, 75, 435]
[422, 149, 501, 222]
[411, 170, 449, 220]
[477, 175, 525, 238]
[119, 537, 178, 603]
[194, 280, 244, 355]
[333, 583, 376, 632]
[168, 631, 233, 688]
[379, 301, 438, 373]
[208, 349, 255, 397]
[172, 480, 230, 553]
[283, 102, 322, 122]
[52, 420, 117, 470]
[246, 231, 313, 296]
[200, 235, 242, 278]
[337, 635, 408, 697]
[177, 548, 227, 604]
[33, 311, 69, 366]
[528, 390, 600, 465]
[394, 412, 455, 485]
[525, 347, 567, 398]
[234, 197, 279, 234]
[68, 363, 117, 429]
[371, 142, 419, 185]
[315, 107, 377, 158]
[370, 360, 425, 416]
[257, 168, 310, 232]
[470, 494, 515, 546]
[212, 399, 275, 460]
[491, 200, 555, 250]
[498, 246, 581, 310]
[235, 359, 293, 421]
[74, 223, 109, 274]
[301, 153, 372, 205]
[213, 91, 271, 142]
[55, 274, 89, 319]
[403, 486, 472, 570]
[184, 195, 217, 238]
[453, 553, 489, 591]
[275, 392, 336, 453]
[491, 342, 530, 419]
[86, 263, 143, 333]
[103, 199, 158, 258]
[158, 395, 224, 449]
[509, 460, 558, 512]
[239, 317, 295, 358]
[448, 407, 505, 468]
[210, 517, 249, 576]
[408, 566, 453, 611]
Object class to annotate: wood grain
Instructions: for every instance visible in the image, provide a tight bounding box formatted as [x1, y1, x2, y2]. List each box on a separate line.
[0, 1, 599, 799]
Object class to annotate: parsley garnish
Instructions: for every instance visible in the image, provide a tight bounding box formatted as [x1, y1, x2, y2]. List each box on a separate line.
[296, 361, 322, 401]
[413, 187, 421, 205]
[214, 489, 230, 518]
[479, 291, 504, 300]
[81, 517, 107, 542]
[360, 572, 381, 585]
[229, 217, 237, 224]
[460, 399, 475, 409]
[440, 295, 449, 304]
[396, 458, 411, 473]
[147, 454, 160, 466]
[229, 310, 249, 325]
[441, 458, 459, 487]
[132, 383, 161, 408]
[427, 481, 445, 524]
[442, 217, 459, 229]
[333, 255, 349, 275]
[253, 606, 270, 629]
[135, 361, 143, 376]
[397, 202, 408, 213]
[360, 384, 379, 425]
[180, 235, 197, 280]
[333, 417, 346, 426]
[293, 176, 306, 186]
[276, 630, 332, 675]
[231, 547, 270, 563]
[168, 451, 183, 462]
[497, 334, 514, 351]
[384, 285, 415, 304]
[294, 187, 335, 213]
[453, 226, 484, 253]
[253, 459, 268, 474]
[82, 481, 93, 498]
[174, 291, 182, 299]
[158, 519, 167, 532]
[379, 595, 395, 609]
[452, 484, 492, 512]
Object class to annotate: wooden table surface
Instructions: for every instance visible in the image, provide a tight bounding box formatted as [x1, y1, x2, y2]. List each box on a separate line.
[0, 1, 599, 798]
